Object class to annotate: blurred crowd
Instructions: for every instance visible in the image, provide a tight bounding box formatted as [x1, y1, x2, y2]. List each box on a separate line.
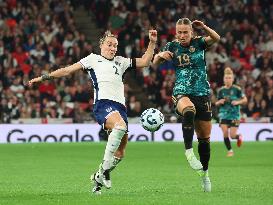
[0, 0, 94, 123]
[0, 0, 273, 123]
[92, 0, 273, 122]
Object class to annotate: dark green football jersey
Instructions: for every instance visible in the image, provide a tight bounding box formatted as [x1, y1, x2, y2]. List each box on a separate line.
[162, 37, 210, 96]
[217, 85, 245, 120]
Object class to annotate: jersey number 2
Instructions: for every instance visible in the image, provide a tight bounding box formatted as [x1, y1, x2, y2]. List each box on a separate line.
[114, 66, 119, 75]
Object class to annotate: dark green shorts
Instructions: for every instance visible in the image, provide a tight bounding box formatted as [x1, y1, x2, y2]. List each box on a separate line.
[219, 119, 240, 127]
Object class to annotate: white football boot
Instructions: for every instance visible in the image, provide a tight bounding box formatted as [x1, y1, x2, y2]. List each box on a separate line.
[97, 163, 112, 189]
[200, 170, 211, 192]
[91, 171, 103, 195]
[101, 169, 111, 189]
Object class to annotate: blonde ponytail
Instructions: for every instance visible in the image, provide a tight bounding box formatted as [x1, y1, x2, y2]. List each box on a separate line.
[224, 67, 233, 75]
[99, 30, 117, 46]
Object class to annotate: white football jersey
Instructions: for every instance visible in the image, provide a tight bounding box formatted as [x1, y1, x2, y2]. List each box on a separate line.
[79, 53, 135, 106]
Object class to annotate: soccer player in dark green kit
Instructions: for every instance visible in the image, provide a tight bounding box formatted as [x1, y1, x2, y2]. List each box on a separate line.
[153, 18, 220, 192]
[215, 67, 247, 157]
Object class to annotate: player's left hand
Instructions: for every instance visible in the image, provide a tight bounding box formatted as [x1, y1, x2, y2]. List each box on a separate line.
[231, 100, 240, 106]
[149, 30, 157, 43]
[192, 20, 205, 29]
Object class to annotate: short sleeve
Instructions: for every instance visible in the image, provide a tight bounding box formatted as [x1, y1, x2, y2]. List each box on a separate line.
[199, 37, 207, 50]
[161, 42, 172, 52]
[117, 56, 136, 73]
[237, 88, 244, 98]
[79, 53, 96, 70]
[217, 89, 223, 100]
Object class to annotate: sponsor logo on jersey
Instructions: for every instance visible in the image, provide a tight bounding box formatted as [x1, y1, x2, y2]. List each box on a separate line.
[115, 61, 121, 66]
[189, 46, 195, 53]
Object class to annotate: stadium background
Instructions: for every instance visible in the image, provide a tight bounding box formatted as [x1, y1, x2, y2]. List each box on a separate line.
[0, 1, 273, 205]
[0, 0, 272, 125]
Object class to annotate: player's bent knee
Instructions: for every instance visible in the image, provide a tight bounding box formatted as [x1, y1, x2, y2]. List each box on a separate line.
[182, 106, 196, 129]
[114, 120, 127, 130]
[106, 121, 127, 157]
[112, 120, 127, 140]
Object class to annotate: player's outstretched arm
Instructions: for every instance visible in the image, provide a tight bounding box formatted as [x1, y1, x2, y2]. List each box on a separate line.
[192, 20, 220, 46]
[28, 63, 82, 86]
[152, 51, 173, 67]
[135, 30, 157, 68]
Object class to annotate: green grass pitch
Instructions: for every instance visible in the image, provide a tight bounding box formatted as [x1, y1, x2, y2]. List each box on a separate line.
[0, 142, 272, 205]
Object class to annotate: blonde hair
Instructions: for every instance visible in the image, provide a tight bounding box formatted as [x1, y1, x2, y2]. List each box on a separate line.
[224, 67, 234, 75]
[176, 18, 192, 29]
[99, 30, 117, 46]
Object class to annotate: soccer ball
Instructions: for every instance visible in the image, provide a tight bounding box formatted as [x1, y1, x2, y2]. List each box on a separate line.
[140, 108, 164, 132]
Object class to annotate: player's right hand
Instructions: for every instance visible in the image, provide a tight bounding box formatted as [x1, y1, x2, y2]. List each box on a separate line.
[192, 20, 205, 29]
[149, 30, 157, 43]
[217, 99, 226, 105]
[157, 51, 173, 61]
[27, 78, 40, 87]
[27, 79, 35, 87]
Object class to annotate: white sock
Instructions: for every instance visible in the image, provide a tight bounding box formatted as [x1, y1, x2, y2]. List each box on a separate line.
[109, 157, 122, 172]
[102, 127, 125, 170]
[185, 148, 194, 154]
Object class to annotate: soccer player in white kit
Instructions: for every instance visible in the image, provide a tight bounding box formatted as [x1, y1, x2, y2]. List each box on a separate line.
[28, 29, 158, 194]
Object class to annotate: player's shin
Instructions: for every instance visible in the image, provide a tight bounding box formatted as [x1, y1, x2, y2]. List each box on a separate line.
[198, 138, 210, 171]
[224, 137, 232, 150]
[97, 125, 126, 189]
[102, 126, 126, 170]
[182, 106, 196, 149]
[109, 156, 123, 172]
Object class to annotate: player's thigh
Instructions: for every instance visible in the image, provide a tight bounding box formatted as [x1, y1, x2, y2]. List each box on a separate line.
[105, 111, 127, 130]
[175, 96, 194, 114]
[194, 120, 212, 138]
